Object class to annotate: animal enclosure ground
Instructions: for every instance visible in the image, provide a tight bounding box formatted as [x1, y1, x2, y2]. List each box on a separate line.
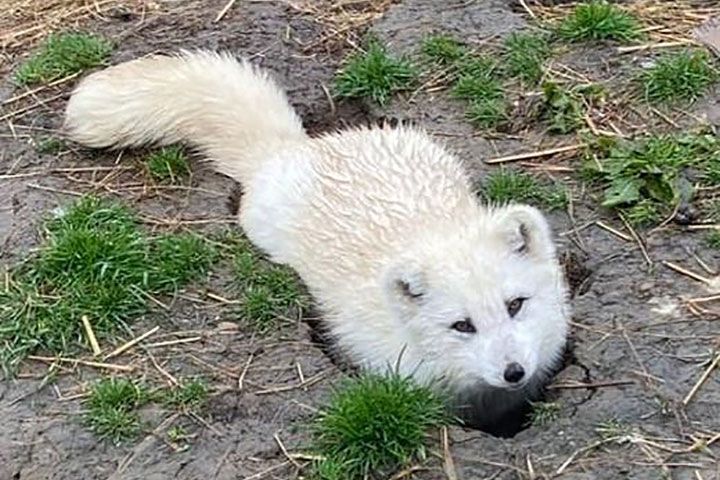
[1, 0, 719, 479]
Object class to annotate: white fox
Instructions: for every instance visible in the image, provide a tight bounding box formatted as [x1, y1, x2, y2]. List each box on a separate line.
[63, 50, 570, 431]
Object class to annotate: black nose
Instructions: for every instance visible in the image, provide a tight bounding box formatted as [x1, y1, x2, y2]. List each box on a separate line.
[503, 362, 525, 383]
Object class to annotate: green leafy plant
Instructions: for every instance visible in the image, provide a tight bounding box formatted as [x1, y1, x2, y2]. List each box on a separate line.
[586, 133, 720, 225]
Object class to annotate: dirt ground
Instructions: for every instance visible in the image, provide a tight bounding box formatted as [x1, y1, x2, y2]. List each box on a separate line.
[1, 0, 719, 479]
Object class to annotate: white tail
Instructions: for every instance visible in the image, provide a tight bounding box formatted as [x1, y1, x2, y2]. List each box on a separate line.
[63, 50, 307, 183]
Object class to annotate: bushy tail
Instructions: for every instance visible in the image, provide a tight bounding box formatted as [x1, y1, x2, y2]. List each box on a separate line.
[63, 50, 306, 183]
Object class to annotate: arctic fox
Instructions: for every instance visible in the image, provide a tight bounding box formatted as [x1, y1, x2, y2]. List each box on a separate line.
[63, 50, 570, 431]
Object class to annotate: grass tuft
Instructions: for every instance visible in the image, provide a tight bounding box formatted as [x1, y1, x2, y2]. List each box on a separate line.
[421, 34, 467, 65]
[85, 377, 148, 445]
[707, 231, 720, 249]
[149, 232, 217, 291]
[639, 49, 718, 104]
[0, 196, 217, 372]
[453, 57, 506, 128]
[503, 31, 551, 84]
[163, 378, 208, 410]
[310, 372, 449, 479]
[146, 146, 191, 183]
[36, 137, 65, 154]
[481, 169, 568, 211]
[225, 234, 307, 333]
[334, 39, 417, 106]
[529, 401, 562, 427]
[15, 32, 113, 86]
[555, 0, 642, 43]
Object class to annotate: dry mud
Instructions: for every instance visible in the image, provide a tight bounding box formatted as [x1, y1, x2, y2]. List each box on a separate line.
[1, 1, 719, 479]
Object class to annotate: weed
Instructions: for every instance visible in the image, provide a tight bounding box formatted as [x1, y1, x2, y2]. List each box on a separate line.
[146, 146, 191, 183]
[640, 49, 718, 104]
[586, 133, 720, 224]
[15, 32, 113, 86]
[163, 379, 208, 410]
[529, 401, 562, 426]
[36, 137, 65, 154]
[622, 199, 662, 227]
[421, 34, 467, 65]
[503, 31, 551, 84]
[595, 419, 633, 440]
[481, 169, 568, 211]
[167, 425, 189, 443]
[555, 0, 642, 43]
[0, 196, 216, 372]
[85, 377, 148, 444]
[334, 39, 417, 106]
[539, 82, 606, 134]
[227, 235, 307, 333]
[310, 371, 449, 479]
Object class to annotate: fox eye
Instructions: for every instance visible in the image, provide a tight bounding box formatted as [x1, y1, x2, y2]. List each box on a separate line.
[506, 297, 527, 318]
[450, 318, 476, 334]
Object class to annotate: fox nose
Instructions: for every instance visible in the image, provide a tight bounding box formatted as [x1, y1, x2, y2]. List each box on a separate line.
[503, 362, 525, 384]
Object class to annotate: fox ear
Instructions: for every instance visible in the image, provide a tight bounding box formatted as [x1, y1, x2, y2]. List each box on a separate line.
[495, 205, 556, 259]
[383, 260, 427, 311]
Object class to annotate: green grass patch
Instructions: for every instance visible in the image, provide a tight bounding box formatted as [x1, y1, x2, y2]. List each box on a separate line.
[146, 146, 191, 183]
[452, 57, 506, 128]
[35, 136, 65, 154]
[529, 401, 562, 427]
[421, 34, 468, 65]
[595, 419, 633, 440]
[84, 377, 149, 445]
[480, 169, 568, 211]
[223, 234, 307, 333]
[161, 378, 208, 410]
[639, 49, 718, 104]
[503, 31, 551, 84]
[309, 372, 449, 479]
[15, 32, 113, 86]
[585, 132, 720, 226]
[0, 196, 217, 373]
[334, 39, 418, 106]
[555, 0, 642, 43]
[707, 230, 720, 249]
